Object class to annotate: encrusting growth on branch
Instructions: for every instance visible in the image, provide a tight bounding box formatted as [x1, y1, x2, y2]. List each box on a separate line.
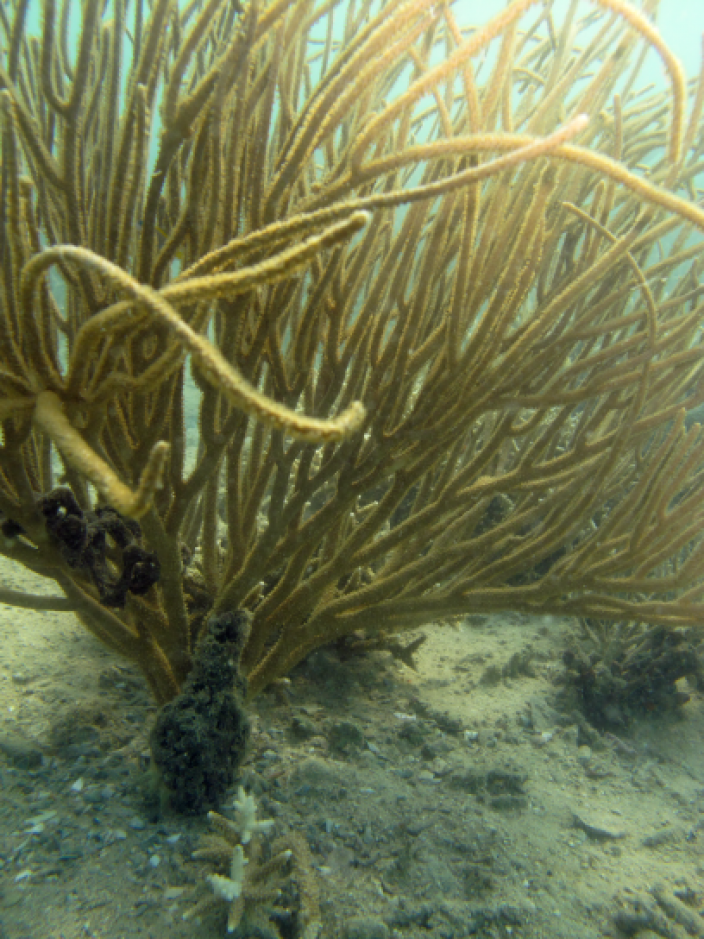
[1, 0, 704, 708]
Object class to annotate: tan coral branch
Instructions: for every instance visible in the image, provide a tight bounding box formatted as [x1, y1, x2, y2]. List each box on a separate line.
[21, 235, 368, 444]
[350, 0, 686, 168]
[32, 391, 169, 519]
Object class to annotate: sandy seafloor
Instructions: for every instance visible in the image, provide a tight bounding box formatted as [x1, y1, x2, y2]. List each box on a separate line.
[0, 555, 703, 939]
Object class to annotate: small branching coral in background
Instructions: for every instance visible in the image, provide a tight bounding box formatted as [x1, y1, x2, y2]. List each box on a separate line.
[185, 787, 321, 937]
[556, 620, 704, 730]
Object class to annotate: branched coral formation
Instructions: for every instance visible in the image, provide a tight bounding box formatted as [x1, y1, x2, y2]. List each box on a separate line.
[185, 787, 321, 937]
[1, 0, 704, 709]
[558, 619, 703, 728]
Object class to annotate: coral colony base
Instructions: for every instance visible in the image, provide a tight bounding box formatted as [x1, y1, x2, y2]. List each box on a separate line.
[2, 0, 704, 807]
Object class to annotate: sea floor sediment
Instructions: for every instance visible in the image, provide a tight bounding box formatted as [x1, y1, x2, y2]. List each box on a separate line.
[0, 563, 703, 939]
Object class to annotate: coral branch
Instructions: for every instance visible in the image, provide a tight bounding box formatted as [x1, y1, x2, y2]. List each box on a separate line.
[33, 392, 169, 519]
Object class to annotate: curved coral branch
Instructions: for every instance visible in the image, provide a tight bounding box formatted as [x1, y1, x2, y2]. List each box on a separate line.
[33, 391, 170, 519]
[20, 215, 369, 447]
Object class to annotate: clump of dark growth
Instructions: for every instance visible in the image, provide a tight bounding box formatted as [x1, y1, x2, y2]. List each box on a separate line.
[0, 515, 24, 540]
[557, 621, 703, 730]
[37, 487, 160, 607]
[150, 610, 251, 815]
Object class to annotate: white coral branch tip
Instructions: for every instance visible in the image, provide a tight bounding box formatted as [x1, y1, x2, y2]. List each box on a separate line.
[207, 873, 242, 903]
[233, 786, 275, 844]
[207, 845, 248, 902]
